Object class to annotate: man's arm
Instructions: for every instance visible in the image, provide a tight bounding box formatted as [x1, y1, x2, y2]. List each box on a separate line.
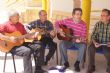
[91, 22, 99, 43]
[55, 19, 66, 33]
[0, 25, 16, 42]
[79, 22, 87, 43]
[25, 20, 38, 31]
[0, 24, 8, 40]
[0, 33, 10, 41]
[47, 21, 57, 38]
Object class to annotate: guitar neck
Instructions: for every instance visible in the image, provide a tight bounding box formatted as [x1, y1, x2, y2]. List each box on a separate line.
[17, 32, 36, 40]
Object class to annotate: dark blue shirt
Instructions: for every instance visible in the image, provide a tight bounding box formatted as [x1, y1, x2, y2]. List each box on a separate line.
[26, 19, 53, 31]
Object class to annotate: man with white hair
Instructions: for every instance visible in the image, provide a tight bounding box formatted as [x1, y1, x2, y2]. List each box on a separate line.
[0, 10, 42, 73]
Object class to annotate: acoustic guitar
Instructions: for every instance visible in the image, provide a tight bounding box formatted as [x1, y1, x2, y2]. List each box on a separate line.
[0, 31, 40, 52]
[57, 24, 86, 43]
[57, 24, 74, 41]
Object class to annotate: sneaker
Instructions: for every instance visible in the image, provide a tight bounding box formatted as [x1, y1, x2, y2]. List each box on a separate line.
[91, 65, 95, 72]
[59, 61, 70, 72]
[86, 66, 95, 73]
[34, 69, 46, 73]
[58, 66, 67, 72]
[34, 66, 46, 73]
[106, 68, 109, 72]
[64, 61, 70, 67]
[44, 61, 48, 65]
[86, 70, 93, 73]
[74, 61, 80, 72]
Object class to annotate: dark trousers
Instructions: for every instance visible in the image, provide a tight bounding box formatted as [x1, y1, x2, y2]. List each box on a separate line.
[87, 42, 110, 73]
[40, 36, 57, 62]
[26, 41, 45, 66]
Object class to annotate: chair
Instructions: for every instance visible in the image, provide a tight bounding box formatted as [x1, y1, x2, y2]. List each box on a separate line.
[67, 46, 86, 68]
[3, 53, 16, 73]
[96, 48, 104, 54]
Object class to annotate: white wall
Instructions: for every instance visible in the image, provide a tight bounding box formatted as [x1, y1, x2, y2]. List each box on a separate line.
[89, 0, 110, 34]
[91, 0, 110, 10]
[52, 0, 74, 12]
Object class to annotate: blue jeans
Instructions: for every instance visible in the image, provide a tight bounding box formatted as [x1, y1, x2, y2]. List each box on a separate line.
[59, 40, 86, 65]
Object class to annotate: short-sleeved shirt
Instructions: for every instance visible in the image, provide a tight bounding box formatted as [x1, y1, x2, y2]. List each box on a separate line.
[26, 19, 53, 31]
[0, 21, 27, 35]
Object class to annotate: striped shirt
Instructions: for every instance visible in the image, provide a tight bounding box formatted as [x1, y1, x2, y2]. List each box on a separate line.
[91, 21, 110, 44]
[55, 18, 87, 39]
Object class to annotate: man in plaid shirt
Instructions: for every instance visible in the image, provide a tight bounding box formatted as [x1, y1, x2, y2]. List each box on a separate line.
[86, 9, 110, 73]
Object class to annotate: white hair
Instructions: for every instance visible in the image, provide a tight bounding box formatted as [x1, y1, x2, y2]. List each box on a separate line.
[8, 9, 19, 18]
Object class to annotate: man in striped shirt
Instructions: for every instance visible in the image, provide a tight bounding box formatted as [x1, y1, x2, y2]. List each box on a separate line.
[55, 8, 87, 72]
[86, 9, 110, 73]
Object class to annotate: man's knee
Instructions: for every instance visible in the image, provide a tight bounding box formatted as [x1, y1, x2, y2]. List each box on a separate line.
[79, 44, 86, 50]
[51, 42, 57, 50]
[24, 48, 32, 56]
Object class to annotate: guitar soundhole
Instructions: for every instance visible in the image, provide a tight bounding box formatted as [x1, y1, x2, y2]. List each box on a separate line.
[4, 42, 7, 46]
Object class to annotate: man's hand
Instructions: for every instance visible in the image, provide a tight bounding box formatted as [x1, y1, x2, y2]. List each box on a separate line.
[107, 42, 110, 47]
[75, 38, 81, 43]
[9, 36, 17, 43]
[75, 37, 87, 43]
[57, 28, 65, 37]
[94, 42, 100, 48]
[31, 32, 39, 39]
[50, 30, 56, 38]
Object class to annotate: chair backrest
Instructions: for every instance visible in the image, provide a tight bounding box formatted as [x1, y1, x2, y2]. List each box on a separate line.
[67, 46, 78, 51]
[67, 44, 104, 54]
[96, 48, 104, 54]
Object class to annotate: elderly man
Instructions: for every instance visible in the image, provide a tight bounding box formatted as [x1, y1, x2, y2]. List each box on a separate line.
[0, 10, 42, 73]
[86, 9, 110, 73]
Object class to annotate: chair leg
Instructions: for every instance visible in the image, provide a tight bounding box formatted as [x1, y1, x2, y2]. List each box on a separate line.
[3, 53, 7, 72]
[56, 48, 59, 65]
[12, 55, 16, 73]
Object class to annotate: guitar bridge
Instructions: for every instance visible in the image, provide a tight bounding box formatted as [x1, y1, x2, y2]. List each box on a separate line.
[4, 42, 7, 46]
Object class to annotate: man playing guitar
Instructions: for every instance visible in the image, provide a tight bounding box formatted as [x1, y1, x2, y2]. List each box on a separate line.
[26, 10, 57, 73]
[55, 8, 87, 72]
[0, 10, 42, 73]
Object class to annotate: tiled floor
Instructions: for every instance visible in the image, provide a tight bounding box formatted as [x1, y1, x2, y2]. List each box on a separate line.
[0, 50, 108, 73]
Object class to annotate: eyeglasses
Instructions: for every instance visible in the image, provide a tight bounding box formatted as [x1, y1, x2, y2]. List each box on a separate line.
[101, 15, 108, 17]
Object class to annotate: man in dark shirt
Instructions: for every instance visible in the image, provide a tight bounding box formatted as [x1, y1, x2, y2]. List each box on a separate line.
[26, 10, 57, 72]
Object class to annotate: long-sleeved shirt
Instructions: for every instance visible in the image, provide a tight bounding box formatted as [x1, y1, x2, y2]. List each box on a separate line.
[91, 21, 110, 44]
[55, 18, 87, 39]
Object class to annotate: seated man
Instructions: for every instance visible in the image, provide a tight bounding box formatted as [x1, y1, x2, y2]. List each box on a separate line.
[26, 10, 57, 65]
[86, 9, 110, 73]
[55, 8, 87, 72]
[0, 10, 44, 73]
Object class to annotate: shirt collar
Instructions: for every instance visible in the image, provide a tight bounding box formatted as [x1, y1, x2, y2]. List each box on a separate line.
[8, 21, 19, 25]
[73, 18, 81, 24]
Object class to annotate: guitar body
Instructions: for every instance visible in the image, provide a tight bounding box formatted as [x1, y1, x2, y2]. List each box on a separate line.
[0, 31, 24, 52]
[57, 24, 73, 41]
